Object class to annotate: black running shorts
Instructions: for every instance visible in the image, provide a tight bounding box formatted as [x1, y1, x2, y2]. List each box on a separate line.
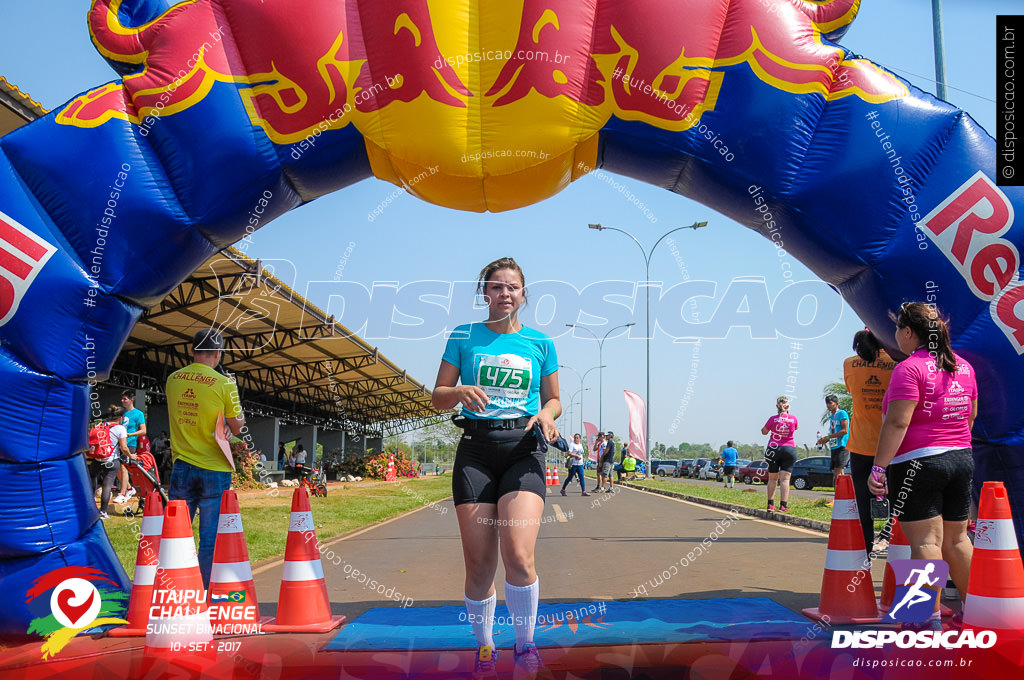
[765, 445, 797, 473]
[830, 447, 851, 470]
[887, 449, 973, 523]
[452, 427, 546, 506]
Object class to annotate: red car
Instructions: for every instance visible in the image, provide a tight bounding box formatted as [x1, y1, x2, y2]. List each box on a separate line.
[738, 459, 769, 485]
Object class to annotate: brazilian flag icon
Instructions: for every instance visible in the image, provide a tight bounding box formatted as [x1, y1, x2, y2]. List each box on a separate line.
[228, 591, 246, 603]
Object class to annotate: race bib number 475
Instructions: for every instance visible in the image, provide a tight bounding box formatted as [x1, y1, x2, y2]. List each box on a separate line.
[475, 354, 531, 398]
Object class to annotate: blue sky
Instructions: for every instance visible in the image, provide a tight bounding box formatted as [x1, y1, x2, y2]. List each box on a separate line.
[0, 1, 1004, 448]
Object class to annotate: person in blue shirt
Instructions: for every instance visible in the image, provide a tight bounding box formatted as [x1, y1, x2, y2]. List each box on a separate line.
[720, 441, 739, 488]
[114, 389, 147, 504]
[818, 395, 851, 495]
[432, 257, 560, 678]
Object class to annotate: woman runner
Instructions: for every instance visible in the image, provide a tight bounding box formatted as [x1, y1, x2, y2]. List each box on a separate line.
[432, 257, 560, 679]
[762, 396, 799, 512]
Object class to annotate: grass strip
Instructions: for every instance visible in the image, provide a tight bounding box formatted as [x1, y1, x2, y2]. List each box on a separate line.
[584, 472, 886, 533]
[102, 476, 454, 578]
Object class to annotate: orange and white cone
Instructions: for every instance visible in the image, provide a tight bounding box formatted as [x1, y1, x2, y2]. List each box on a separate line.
[802, 474, 880, 623]
[109, 491, 164, 637]
[879, 516, 912, 612]
[144, 500, 213, 654]
[263, 487, 345, 632]
[208, 490, 268, 633]
[964, 481, 1024, 639]
[548, 467, 559, 486]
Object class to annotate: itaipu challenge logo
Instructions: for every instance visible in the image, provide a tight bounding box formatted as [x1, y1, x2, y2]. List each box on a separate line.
[25, 567, 128, 659]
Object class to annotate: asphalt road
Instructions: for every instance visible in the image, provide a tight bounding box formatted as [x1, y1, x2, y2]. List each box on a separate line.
[252, 481, 887, 623]
[638, 472, 836, 501]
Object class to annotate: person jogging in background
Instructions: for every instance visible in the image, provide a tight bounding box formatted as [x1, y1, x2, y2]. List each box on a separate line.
[431, 257, 559, 678]
[720, 441, 739, 488]
[166, 328, 245, 589]
[561, 434, 588, 497]
[762, 396, 798, 512]
[844, 328, 897, 553]
[819, 394, 851, 502]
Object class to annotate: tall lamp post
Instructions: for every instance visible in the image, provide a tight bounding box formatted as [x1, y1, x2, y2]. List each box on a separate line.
[566, 387, 590, 436]
[558, 363, 604, 435]
[565, 323, 635, 432]
[588, 221, 708, 457]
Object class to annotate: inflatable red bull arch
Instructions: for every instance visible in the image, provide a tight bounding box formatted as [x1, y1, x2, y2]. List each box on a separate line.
[0, 0, 1020, 634]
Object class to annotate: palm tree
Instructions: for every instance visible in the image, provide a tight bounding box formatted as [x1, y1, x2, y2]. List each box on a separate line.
[820, 380, 853, 425]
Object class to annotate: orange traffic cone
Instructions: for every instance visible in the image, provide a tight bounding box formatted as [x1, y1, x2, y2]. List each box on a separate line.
[878, 516, 912, 612]
[964, 482, 1024, 638]
[109, 491, 164, 637]
[547, 467, 559, 486]
[144, 500, 213, 654]
[263, 487, 345, 632]
[208, 490, 268, 633]
[802, 475, 880, 623]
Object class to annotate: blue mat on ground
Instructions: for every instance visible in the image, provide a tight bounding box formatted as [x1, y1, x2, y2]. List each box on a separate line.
[326, 598, 809, 651]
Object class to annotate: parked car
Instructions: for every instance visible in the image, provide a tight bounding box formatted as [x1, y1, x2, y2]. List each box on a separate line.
[697, 459, 721, 480]
[738, 459, 770, 485]
[716, 459, 751, 482]
[790, 456, 851, 490]
[651, 459, 680, 476]
[690, 458, 711, 478]
[675, 459, 696, 477]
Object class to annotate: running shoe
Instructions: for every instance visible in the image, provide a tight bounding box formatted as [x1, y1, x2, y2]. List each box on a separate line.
[472, 645, 499, 679]
[99, 511, 109, 520]
[125, 487, 137, 500]
[778, 504, 789, 513]
[512, 643, 550, 680]
[581, 492, 590, 497]
[560, 489, 567, 496]
[113, 494, 127, 504]
[950, 611, 964, 630]
[767, 501, 776, 512]
[825, 500, 834, 508]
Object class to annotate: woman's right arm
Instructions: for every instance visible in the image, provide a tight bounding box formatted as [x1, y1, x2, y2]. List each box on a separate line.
[432, 360, 489, 412]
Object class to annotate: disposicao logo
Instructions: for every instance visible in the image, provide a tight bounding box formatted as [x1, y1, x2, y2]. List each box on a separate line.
[885, 559, 948, 624]
[832, 559, 997, 650]
[25, 567, 128, 659]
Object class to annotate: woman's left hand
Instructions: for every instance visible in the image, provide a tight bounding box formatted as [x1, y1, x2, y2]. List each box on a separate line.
[867, 471, 887, 496]
[526, 410, 559, 443]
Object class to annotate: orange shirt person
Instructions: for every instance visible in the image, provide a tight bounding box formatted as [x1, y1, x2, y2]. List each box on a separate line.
[844, 329, 896, 553]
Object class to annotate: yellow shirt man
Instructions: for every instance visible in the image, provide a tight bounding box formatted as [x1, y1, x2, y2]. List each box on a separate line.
[167, 362, 242, 473]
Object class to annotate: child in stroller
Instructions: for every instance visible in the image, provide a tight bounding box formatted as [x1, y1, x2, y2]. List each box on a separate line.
[121, 451, 169, 517]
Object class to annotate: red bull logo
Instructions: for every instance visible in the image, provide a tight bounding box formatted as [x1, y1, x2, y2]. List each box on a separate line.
[0, 210, 58, 327]
[57, 0, 906, 209]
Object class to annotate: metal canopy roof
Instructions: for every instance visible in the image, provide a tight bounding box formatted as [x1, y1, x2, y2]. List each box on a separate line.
[114, 247, 443, 437]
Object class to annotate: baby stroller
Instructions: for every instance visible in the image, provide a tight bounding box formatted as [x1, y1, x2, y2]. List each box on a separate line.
[299, 462, 328, 498]
[122, 451, 169, 517]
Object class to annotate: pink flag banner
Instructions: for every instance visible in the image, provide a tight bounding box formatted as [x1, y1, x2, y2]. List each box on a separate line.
[584, 421, 600, 461]
[624, 390, 648, 460]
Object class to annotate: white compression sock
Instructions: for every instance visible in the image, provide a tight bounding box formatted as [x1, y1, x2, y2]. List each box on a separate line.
[463, 593, 496, 649]
[504, 579, 539, 653]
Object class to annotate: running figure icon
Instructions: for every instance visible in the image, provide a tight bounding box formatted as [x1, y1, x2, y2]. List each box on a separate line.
[889, 562, 939, 617]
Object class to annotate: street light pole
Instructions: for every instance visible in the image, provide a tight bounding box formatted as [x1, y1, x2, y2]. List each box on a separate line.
[566, 323, 635, 432]
[588, 221, 708, 458]
[559, 363, 606, 436]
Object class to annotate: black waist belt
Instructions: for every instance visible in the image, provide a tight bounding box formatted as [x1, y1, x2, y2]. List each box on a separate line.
[454, 416, 532, 430]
